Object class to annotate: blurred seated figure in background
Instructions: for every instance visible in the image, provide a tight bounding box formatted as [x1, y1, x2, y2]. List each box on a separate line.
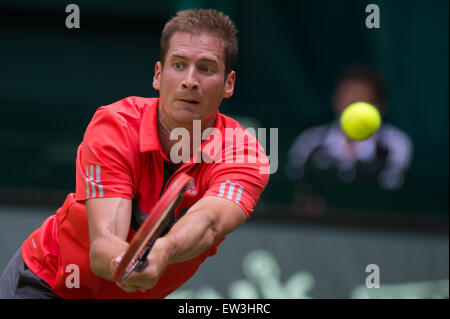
[285, 65, 413, 216]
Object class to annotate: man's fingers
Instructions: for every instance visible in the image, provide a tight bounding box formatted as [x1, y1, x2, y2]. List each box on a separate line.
[109, 256, 122, 274]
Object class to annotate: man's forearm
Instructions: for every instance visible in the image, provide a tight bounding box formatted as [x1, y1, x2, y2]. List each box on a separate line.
[89, 233, 129, 281]
[161, 209, 219, 265]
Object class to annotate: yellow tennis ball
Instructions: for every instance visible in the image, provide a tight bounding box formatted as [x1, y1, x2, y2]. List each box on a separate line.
[340, 102, 381, 141]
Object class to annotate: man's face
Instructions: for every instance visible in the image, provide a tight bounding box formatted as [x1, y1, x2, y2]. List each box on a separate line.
[333, 80, 380, 115]
[153, 32, 235, 127]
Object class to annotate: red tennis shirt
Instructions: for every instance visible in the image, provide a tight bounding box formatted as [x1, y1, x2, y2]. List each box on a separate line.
[21, 97, 270, 299]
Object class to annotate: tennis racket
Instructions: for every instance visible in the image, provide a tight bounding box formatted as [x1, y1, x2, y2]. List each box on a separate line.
[112, 172, 193, 282]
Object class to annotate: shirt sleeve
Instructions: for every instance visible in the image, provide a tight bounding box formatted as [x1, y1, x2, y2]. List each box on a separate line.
[75, 108, 138, 202]
[203, 142, 270, 218]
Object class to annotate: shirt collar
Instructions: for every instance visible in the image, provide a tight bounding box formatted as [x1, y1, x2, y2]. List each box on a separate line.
[139, 98, 224, 164]
[139, 97, 162, 153]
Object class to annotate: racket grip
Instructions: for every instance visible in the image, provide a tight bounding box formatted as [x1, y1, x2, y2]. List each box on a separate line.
[138, 246, 151, 264]
[121, 247, 150, 280]
[134, 259, 149, 272]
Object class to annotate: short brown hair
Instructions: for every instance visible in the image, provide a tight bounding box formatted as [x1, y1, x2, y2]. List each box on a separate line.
[160, 9, 238, 76]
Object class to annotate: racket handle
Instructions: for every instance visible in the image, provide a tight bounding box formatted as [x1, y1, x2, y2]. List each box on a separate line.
[121, 246, 151, 280]
[134, 259, 149, 272]
[134, 246, 151, 272]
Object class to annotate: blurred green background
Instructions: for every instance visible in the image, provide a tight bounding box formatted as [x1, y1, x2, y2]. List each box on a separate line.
[0, 0, 448, 222]
[0, 0, 448, 300]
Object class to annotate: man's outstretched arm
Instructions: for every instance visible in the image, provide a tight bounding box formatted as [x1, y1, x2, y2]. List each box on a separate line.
[113, 196, 247, 291]
[164, 195, 247, 264]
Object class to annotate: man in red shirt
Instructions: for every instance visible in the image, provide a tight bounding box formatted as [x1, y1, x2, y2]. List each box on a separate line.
[0, 9, 269, 298]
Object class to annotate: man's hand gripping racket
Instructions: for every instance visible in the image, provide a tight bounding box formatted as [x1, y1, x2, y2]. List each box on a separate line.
[112, 173, 193, 283]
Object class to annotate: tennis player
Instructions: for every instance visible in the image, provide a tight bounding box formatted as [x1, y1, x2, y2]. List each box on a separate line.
[0, 9, 270, 298]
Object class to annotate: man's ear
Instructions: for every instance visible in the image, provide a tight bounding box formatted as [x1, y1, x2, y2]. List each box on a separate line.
[223, 70, 235, 99]
[153, 61, 162, 91]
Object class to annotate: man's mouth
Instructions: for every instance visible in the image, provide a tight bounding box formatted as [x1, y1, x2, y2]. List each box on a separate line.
[179, 98, 200, 105]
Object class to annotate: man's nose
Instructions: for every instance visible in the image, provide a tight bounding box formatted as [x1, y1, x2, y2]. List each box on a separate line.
[181, 67, 199, 90]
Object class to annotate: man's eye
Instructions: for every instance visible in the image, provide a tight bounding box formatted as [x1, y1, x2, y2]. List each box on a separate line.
[173, 62, 184, 69]
[199, 65, 213, 73]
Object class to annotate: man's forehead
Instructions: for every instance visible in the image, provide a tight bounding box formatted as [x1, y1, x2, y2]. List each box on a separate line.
[167, 32, 224, 62]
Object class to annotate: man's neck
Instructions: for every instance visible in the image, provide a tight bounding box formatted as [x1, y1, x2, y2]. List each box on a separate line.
[157, 103, 217, 163]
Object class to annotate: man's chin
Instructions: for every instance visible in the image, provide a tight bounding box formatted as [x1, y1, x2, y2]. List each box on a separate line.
[172, 110, 202, 126]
